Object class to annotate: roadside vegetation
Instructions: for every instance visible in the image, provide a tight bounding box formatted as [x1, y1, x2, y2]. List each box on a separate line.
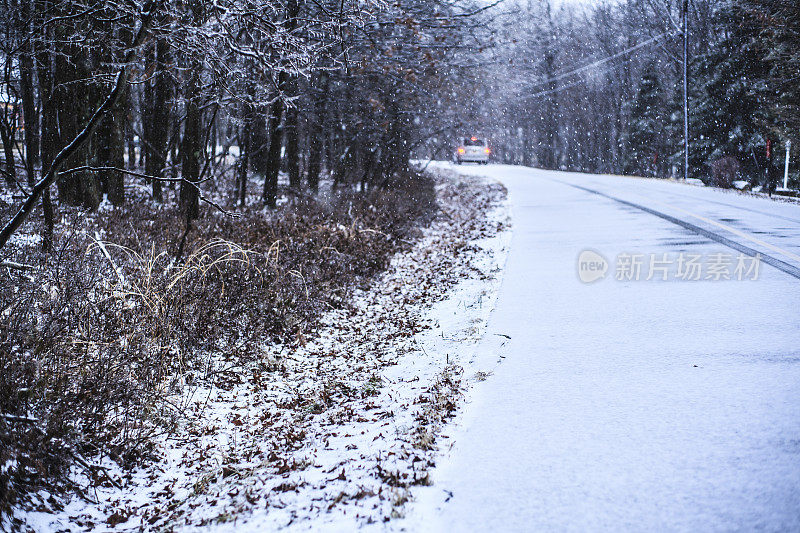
[0, 0, 496, 522]
[0, 170, 436, 520]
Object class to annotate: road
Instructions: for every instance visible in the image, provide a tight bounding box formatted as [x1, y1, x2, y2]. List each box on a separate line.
[406, 164, 800, 532]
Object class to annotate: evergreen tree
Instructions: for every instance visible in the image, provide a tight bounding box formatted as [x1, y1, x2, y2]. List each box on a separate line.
[622, 61, 668, 177]
[742, 0, 800, 136]
[687, 2, 771, 183]
[740, 0, 799, 187]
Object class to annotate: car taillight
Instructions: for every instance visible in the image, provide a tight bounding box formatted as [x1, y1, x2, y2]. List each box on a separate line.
[458, 147, 465, 154]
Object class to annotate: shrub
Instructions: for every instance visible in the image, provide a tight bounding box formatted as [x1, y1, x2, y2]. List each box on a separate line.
[710, 156, 741, 188]
[0, 171, 436, 519]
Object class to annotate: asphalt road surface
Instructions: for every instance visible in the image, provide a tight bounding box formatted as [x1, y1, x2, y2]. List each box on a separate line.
[406, 164, 800, 532]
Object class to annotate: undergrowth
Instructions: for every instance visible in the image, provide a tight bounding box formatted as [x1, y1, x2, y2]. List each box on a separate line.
[0, 172, 436, 520]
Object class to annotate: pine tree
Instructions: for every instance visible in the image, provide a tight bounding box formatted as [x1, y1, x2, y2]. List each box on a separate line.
[622, 61, 668, 177]
[688, 2, 771, 183]
[740, 0, 799, 187]
[742, 0, 800, 136]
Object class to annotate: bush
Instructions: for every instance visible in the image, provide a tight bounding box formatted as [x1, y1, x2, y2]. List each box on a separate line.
[0, 171, 436, 519]
[710, 156, 741, 188]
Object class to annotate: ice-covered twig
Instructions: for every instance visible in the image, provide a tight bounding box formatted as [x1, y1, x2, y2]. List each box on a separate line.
[1, 260, 35, 271]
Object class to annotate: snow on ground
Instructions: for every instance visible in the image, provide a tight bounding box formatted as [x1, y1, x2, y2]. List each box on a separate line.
[18, 169, 511, 531]
[401, 163, 800, 532]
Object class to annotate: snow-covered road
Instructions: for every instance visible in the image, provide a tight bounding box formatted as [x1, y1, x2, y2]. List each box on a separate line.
[405, 164, 800, 532]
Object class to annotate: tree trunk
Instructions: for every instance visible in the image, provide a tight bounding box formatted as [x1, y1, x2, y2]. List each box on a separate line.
[262, 0, 300, 207]
[180, 73, 202, 220]
[0, 117, 15, 185]
[237, 114, 250, 206]
[263, 73, 287, 208]
[35, 0, 55, 250]
[126, 109, 137, 170]
[152, 37, 170, 202]
[93, 23, 128, 206]
[170, 113, 180, 185]
[285, 77, 301, 190]
[286, 101, 300, 190]
[142, 44, 156, 197]
[210, 111, 219, 172]
[101, 106, 126, 206]
[0, 63, 16, 185]
[54, 29, 100, 209]
[306, 73, 328, 193]
[143, 37, 170, 202]
[19, 0, 39, 187]
[250, 112, 268, 181]
[541, 48, 559, 170]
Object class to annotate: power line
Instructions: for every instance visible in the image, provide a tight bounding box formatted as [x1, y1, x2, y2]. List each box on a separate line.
[524, 60, 627, 100]
[522, 31, 674, 95]
[524, 47, 659, 101]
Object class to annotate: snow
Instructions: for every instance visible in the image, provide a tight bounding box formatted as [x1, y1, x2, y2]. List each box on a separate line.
[402, 163, 800, 532]
[17, 169, 512, 531]
[7, 231, 42, 248]
[15, 162, 800, 531]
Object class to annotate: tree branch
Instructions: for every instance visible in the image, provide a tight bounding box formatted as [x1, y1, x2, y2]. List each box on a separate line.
[0, 1, 163, 252]
[62, 165, 240, 218]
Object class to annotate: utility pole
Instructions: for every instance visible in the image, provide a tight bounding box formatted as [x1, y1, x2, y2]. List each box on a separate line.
[682, 0, 689, 181]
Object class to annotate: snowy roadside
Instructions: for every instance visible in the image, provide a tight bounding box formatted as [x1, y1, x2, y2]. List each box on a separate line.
[18, 168, 511, 532]
[602, 173, 800, 205]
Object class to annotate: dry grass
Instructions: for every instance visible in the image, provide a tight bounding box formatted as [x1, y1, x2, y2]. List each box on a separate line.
[0, 172, 436, 521]
[411, 365, 464, 451]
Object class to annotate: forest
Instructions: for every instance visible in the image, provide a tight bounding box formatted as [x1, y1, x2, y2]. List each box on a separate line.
[454, 0, 799, 191]
[0, 0, 494, 247]
[0, 0, 797, 248]
[0, 0, 493, 520]
[0, 0, 798, 526]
